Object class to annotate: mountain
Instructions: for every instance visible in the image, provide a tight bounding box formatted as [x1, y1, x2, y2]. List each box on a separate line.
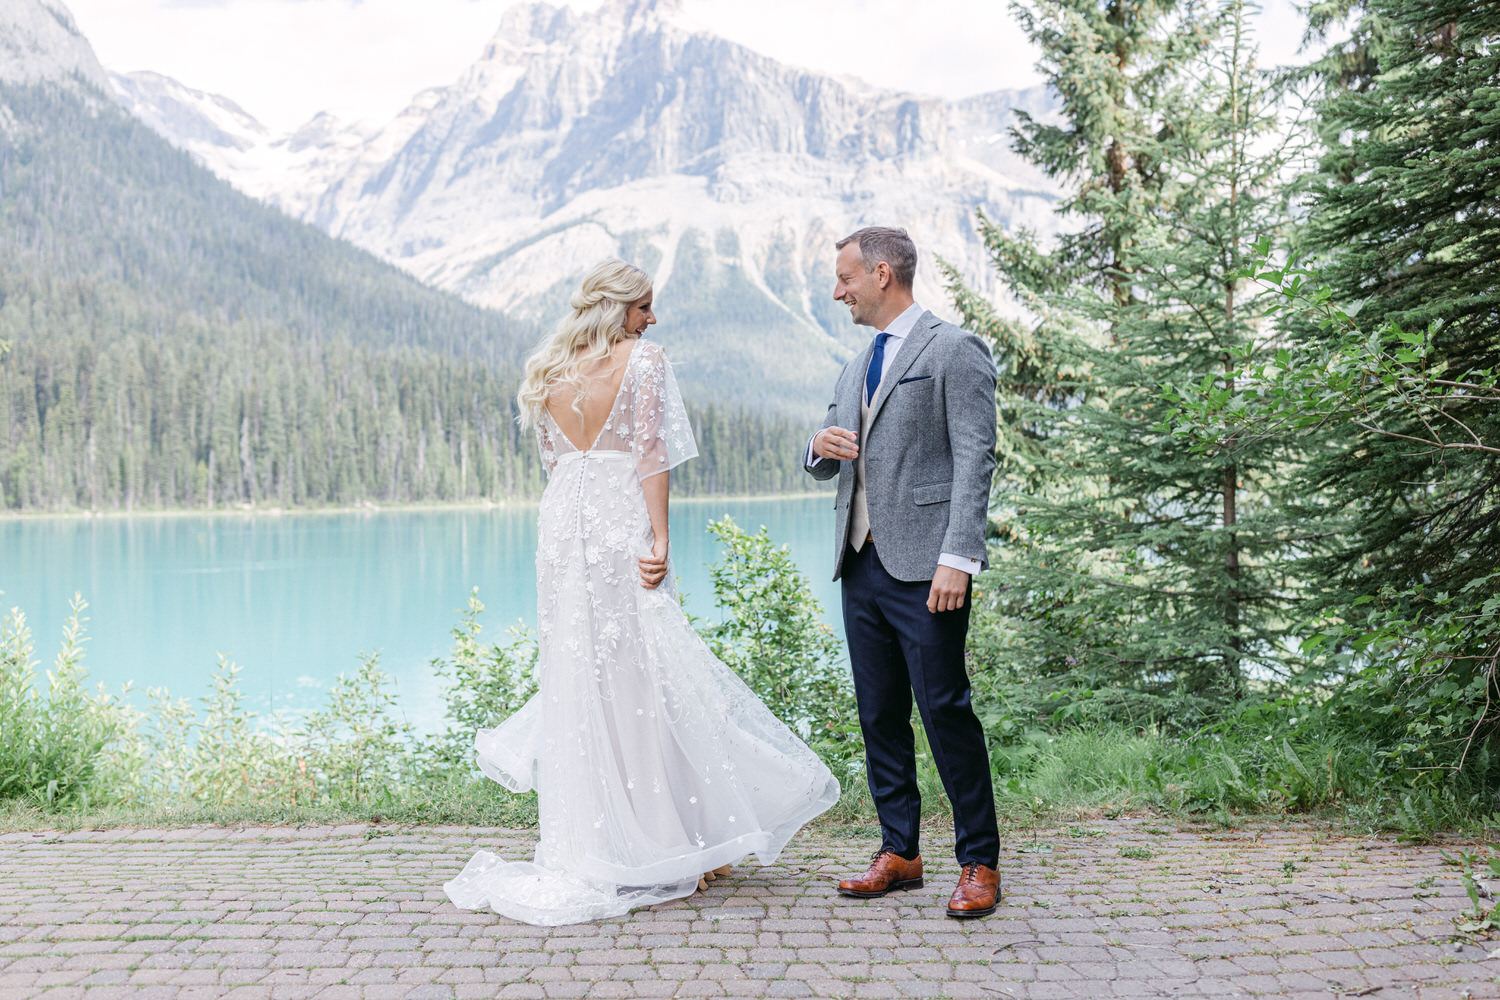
[108, 69, 381, 223]
[0, 0, 810, 511]
[1, 0, 528, 365]
[110, 0, 1060, 416]
[0, 0, 108, 92]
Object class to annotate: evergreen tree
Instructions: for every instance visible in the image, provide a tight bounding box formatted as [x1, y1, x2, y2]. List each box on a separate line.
[1161, 0, 1499, 787]
[1299, 0, 1500, 610]
[947, 0, 1304, 716]
[1282, 0, 1499, 778]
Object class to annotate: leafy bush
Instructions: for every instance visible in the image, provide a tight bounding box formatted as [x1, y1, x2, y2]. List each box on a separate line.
[0, 596, 133, 809]
[699, 517, 863, 777]
[424, 589, 538, 771]
[300, 654, 418, 806]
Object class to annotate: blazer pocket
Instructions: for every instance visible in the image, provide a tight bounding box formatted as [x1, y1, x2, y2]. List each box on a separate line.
[897, 374, 933, 385]
[913, 481, 952, 505]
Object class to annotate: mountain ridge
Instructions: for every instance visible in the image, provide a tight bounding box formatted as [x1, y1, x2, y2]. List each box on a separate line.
[0, 0, 814, 511]
[108, 0, 1059, 416]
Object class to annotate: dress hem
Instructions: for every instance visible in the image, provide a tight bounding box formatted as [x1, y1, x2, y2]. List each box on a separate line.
[444, 775, 841, 925]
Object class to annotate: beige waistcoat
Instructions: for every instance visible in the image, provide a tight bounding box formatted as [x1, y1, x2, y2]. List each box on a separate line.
[849, 380, 877, 550]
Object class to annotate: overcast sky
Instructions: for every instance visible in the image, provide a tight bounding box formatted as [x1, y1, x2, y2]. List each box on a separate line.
[67, 0, 1312, 133]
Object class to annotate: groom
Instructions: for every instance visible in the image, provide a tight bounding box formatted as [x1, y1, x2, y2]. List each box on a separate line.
[804, 227, 1001, 918]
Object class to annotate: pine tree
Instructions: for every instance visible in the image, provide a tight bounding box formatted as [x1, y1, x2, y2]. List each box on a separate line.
[1299, 0, 1500, 607]
[1284, 0, 1500, 776]
[947, 0, 1305, 715]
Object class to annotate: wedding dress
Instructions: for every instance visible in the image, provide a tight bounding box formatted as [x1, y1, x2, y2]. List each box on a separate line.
[444, 339, 840, 925]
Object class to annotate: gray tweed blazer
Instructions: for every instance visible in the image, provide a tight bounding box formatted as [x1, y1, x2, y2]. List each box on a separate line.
[804, 311, 997, 583]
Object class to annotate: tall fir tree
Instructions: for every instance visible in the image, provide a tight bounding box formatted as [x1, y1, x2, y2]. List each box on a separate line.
[1168, 0, 1500, 787]
[1295, 0, 1499, 776]
[947, 0, 1306, 717]
[1300, 0, 1500, 609]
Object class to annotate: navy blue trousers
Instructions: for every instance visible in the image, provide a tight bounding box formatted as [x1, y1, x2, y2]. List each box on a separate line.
[841, 542, 999, 868]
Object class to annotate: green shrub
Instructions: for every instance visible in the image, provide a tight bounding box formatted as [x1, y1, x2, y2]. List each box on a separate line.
[699, 517, 864, 781]
[300, 653, 417, 806]
[424, 589, 538, 772]
[0, 596, 133, 809]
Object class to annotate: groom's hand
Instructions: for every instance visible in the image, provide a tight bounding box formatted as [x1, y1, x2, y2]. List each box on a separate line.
[812, 426, 859, 462]
[927, 565, 970, 614]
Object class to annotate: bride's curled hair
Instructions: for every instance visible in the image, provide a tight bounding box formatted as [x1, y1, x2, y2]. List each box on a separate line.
[517, 258, 653, 428]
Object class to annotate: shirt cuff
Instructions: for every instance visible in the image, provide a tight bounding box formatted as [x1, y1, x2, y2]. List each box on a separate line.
[937, 552, 981, 576]
[804, 434, 820, 468]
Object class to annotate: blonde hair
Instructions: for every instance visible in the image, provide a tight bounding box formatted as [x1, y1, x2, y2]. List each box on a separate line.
[517, 258, 653, 428]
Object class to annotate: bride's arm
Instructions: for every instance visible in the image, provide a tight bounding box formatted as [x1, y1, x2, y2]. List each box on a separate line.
[632, 341, 693, 590]
[638, 471, 670, 589]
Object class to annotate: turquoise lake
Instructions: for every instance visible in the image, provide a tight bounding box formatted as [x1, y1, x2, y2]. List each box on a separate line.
[0, 496, 841, 733]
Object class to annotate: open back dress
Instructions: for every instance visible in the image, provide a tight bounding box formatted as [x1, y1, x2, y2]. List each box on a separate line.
[443, 338, 840, 925]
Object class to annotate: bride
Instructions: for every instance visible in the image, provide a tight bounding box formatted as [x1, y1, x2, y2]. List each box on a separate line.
[444, 259, 841, 925]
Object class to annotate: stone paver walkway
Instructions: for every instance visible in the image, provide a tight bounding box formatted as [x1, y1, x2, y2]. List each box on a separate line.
[1, 819, 1497, 999]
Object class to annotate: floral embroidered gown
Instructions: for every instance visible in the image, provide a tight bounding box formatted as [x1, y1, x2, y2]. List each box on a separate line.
[444, 339, 840, 925]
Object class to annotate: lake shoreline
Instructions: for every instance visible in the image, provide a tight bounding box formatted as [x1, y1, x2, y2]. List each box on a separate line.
[3, 496, 842, 722]
[0, 491, 830, 523]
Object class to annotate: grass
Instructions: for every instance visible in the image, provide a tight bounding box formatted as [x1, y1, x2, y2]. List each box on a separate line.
[2, 667, 1490, 839]
[0, 778, 540, 833]
[0, 800, 901, 840]
[0, 724, 1425, 836]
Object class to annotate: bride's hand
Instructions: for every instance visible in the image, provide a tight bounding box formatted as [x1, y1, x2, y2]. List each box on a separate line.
[638, 539, 669, 589]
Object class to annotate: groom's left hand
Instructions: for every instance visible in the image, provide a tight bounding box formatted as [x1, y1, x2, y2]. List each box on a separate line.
[927, 566, 970, 614]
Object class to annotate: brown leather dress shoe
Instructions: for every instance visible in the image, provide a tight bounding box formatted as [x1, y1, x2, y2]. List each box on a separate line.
[837, 848, 924, 898]
[946, 863, 1000, 918]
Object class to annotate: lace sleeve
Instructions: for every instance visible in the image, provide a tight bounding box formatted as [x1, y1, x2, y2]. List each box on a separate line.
[535, 418, 560, 477]
[632, 341, 698, 481]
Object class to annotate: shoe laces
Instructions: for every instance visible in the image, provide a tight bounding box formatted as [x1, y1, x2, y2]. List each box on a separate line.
[959, 863, 984, 886]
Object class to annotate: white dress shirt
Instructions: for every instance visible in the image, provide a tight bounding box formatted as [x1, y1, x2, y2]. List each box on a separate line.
[807, 302, 983, 578]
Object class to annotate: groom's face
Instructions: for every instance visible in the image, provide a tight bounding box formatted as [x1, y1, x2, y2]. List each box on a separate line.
[833, 242, 887, 328]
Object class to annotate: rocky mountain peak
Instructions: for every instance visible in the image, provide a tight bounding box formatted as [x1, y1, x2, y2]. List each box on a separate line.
[491, 0, 685, 42]
[283, 111, 353, 153]
[440, 0, 954, 213]
[0, 0, 111, 93]
[101, 0, 1059, 415]
[488, 2, 580, 52]
[110, 70, 268, 151]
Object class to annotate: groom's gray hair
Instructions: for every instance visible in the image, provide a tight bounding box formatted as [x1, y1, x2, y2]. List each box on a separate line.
[837, 226, 917, 290]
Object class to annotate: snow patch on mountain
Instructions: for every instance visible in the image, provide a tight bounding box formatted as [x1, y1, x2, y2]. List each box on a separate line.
[107, 0, 1061, 414]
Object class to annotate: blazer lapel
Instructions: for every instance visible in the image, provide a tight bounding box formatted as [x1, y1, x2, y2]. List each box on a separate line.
[867, 312, 940, 426]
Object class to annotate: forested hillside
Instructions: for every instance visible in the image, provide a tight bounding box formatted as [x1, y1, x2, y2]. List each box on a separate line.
[0, 83, 814, 510]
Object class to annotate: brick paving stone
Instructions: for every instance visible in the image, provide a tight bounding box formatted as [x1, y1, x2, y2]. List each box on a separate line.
[3, 821, 1500, 997]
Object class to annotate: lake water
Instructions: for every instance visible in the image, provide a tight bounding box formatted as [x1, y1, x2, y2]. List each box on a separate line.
[0, 496, 841, 733]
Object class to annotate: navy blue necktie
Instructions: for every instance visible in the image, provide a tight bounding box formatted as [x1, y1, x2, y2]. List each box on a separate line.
[865, 332, 891, 404]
